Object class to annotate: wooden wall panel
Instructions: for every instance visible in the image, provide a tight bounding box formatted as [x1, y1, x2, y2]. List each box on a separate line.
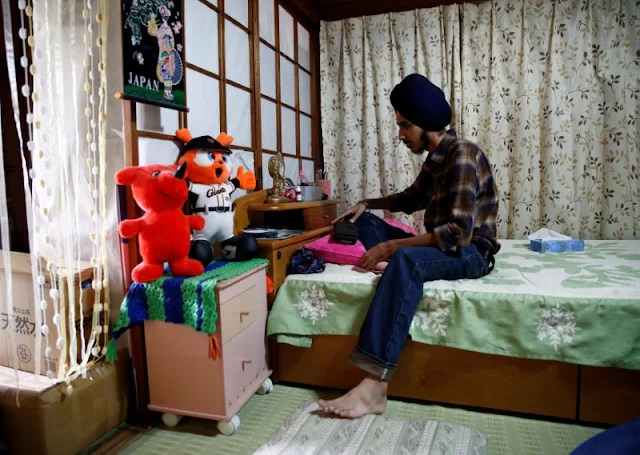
[315, 0, 464, 21]
[278, 335, 579, 419]
[579, 366, 640, 425]
[282, 0, 320, 27]
[0, 0, 32, 253]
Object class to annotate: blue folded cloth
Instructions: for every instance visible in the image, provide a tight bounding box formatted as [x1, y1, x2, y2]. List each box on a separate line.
[287, 248, 326, 274]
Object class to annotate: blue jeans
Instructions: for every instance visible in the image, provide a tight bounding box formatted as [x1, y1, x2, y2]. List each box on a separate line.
[350, 213, 493, 380]
[354, 211, 415, 249]
[571, 416, 640, 454]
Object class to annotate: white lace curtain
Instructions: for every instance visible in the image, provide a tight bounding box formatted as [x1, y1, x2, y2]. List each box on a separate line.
[1, 0, 122, 388]
[320, 0, 640, 239]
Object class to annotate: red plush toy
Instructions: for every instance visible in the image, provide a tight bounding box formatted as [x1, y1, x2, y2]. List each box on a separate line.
[115, 163, 205, 283]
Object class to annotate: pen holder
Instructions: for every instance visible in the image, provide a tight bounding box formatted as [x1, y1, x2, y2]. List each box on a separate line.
[315, 179, 331, 197]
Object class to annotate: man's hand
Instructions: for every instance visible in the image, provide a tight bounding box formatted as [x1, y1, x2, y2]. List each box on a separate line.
[360, 241, 397, 270]
[332, 201, 367, 224]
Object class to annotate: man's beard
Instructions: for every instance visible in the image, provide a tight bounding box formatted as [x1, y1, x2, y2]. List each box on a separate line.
[410, 130, 430, 155]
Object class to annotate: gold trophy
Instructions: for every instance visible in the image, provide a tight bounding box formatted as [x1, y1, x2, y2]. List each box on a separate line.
[266, 152, 289, 203]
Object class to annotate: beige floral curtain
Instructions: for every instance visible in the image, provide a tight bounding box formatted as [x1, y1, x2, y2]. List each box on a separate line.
[461, 0, 639, 239]
[319, 6, 462, 231]
[320, 0, 640, 239]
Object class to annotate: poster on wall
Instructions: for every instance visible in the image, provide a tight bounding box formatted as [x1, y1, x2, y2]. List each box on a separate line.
[121, 0, 187, 111]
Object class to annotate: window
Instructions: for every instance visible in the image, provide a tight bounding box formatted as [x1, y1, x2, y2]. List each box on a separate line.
[135, 0, 319, 201]
[259, 1, 316, 189]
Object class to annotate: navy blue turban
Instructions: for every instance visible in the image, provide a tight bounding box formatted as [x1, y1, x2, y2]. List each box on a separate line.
[390, 74, 452, 132]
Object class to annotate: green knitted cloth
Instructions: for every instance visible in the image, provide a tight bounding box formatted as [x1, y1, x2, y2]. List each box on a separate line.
[106, 259, 268, 361]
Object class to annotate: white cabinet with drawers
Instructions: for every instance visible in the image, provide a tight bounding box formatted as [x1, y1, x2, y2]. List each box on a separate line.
[144, 263, 272, 435]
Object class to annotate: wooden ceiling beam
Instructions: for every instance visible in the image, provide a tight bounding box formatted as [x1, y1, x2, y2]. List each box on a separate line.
[317, 0, 463, 21]
[280, 0, 321, 28]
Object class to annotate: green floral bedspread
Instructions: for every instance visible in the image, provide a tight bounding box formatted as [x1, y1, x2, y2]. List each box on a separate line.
[266, 240, 640, 370]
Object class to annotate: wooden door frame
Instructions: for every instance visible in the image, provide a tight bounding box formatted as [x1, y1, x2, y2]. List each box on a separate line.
[0, 0, 32, 253]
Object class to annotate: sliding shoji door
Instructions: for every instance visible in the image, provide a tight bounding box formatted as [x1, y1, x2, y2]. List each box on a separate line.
[258, 0, 316, 189]
[135, 0, 318, 198]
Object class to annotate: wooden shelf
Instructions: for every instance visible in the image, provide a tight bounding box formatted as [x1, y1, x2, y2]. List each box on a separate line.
[256, 226, 333, 251]
[248, 199, 344, 212]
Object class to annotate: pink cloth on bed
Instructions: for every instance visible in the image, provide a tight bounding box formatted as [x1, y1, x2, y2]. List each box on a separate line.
[306, 218, 417, 266]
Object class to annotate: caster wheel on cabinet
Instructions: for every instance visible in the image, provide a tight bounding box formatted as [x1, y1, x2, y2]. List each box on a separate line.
[217, 415, 240, 435]
[162, 413, 183, 428]
[256, 378, 273, 395]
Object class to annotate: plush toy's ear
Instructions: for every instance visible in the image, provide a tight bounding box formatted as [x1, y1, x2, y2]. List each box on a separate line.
[176, 154, 190, 167]
[114, 167, 140, 185]
[176, 128, 193, 144]
[216, 132, 234, 147]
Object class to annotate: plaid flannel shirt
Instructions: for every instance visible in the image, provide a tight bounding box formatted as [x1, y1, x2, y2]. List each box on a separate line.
[387, 130, 500, 254]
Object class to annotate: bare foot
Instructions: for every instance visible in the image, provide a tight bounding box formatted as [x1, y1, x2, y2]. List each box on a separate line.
[317, 375, 388, 419]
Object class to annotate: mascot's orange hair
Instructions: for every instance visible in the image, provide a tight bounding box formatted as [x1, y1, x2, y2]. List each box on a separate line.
[175, 129, 234, 148]
[175, 128, 193, 144]
[216, 132, 233, 147]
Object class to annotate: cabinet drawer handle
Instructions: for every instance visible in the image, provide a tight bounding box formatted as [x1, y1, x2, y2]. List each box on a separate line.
[242, 360, 252, 371]
[240, 311, 250, 323]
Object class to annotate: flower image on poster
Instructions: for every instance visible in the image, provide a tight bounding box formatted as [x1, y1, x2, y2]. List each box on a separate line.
[122, 0, 186, 111]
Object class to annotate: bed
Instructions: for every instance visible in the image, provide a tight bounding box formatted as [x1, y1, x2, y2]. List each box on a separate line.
[266, 239, 640, 425]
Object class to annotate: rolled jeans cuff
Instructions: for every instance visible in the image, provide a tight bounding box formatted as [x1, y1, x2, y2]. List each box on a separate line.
[349, 347, 395, 381]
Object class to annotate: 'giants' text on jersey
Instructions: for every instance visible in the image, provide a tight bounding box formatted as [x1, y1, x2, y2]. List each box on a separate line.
[188, 181, 236, 211]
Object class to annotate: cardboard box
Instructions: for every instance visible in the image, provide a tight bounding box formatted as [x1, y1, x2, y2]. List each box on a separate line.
[530, 238, 585, 253]
[0, 351, 130, 455]
[0, 251, 99, 374]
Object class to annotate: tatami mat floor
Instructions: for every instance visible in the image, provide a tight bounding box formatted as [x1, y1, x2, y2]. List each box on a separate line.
[105, 384, 602, 455]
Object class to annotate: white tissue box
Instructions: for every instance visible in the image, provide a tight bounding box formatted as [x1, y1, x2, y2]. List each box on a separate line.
[528, 228, 584, 253]
[530, 238, 584, 252]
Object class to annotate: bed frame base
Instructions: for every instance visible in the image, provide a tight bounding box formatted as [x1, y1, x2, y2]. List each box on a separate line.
[275, 335, 640, 426]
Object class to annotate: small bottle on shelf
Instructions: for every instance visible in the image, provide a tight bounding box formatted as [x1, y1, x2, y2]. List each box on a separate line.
[295, 186, 303, 201]
[299, 170, 308, 186]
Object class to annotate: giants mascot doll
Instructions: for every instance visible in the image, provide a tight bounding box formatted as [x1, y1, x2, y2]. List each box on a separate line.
[175, 128, 259, 266]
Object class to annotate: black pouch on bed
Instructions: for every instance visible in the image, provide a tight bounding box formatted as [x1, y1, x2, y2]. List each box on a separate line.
[334, 221, 359, 245]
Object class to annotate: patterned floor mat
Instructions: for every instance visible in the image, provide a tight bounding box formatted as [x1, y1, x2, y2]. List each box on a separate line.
[252, 400, 489, 454]
[118, 385, 602, 455]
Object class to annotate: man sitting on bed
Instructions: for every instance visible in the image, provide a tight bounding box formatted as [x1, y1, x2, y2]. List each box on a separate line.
[317, 73, 500, 419]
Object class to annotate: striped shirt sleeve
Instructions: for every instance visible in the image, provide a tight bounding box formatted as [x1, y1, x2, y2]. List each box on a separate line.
[432, 143, 477, 251]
